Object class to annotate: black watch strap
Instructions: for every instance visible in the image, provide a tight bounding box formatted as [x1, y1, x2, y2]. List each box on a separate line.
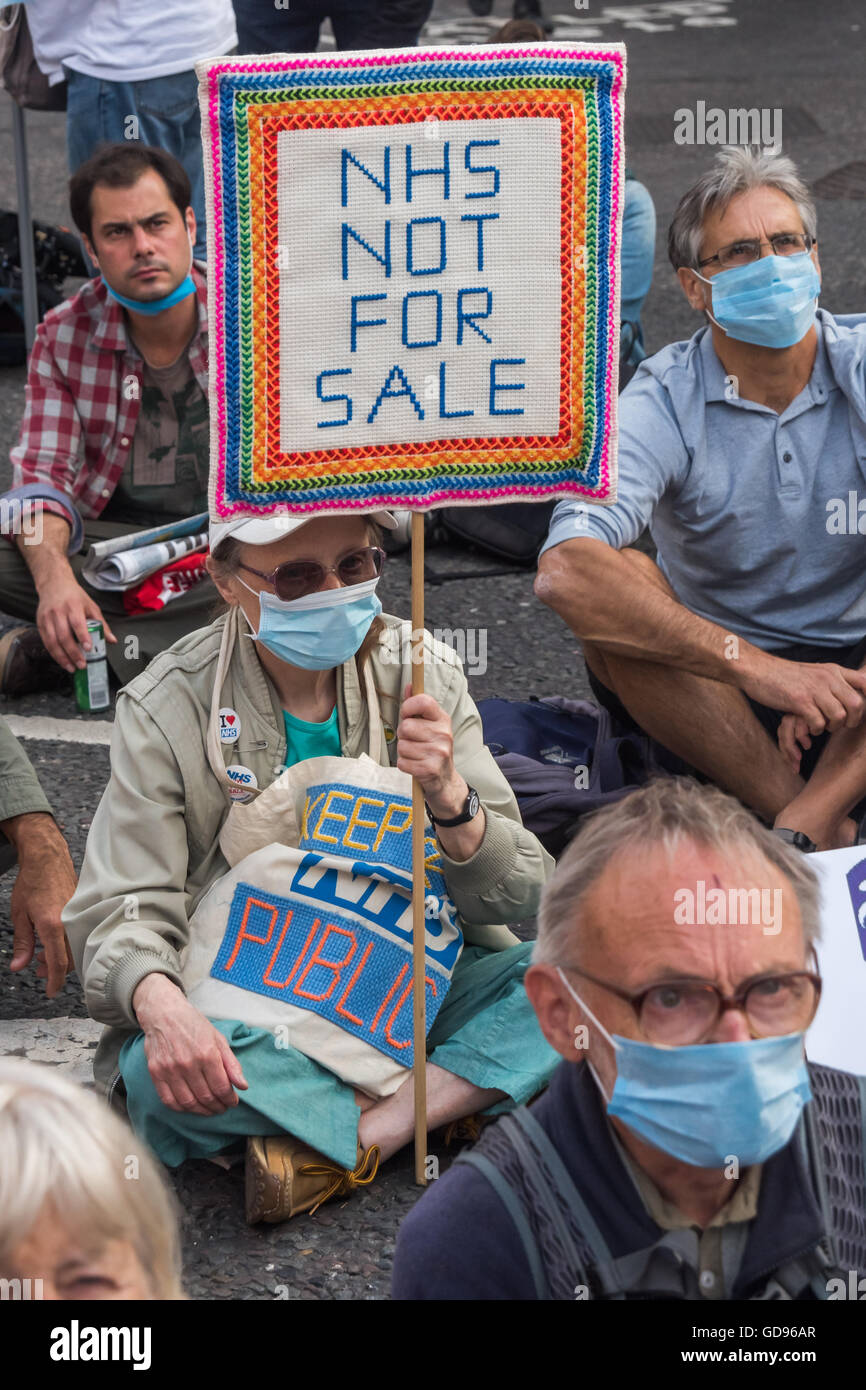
[773, 827, 817, 854]
[425, 786, 480, 828]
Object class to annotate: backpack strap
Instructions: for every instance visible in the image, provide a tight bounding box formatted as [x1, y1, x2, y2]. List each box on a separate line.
[506, 1108, 620, 1293]
[509, 1109, 712, 1298]
[454, 1149, 550, 1301]
[799, 1103, 836, 1266]
[793, 1068, 866, 1295]
[488, 1109, 704, 1298]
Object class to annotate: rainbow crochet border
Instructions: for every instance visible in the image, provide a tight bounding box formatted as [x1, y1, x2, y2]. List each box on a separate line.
[197, 44, 626, 521]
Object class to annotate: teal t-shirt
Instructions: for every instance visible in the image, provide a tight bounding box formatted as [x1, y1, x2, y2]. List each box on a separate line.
[282, 707, 342, 767]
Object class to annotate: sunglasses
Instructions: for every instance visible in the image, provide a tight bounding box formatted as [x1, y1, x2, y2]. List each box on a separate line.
[238, 545, 386, 602]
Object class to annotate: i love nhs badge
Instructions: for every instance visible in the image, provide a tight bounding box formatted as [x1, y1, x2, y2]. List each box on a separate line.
[219, 707, 241, 743]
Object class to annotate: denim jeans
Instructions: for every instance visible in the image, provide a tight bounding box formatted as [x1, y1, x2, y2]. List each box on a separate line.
[64, 66, 208, 261]
[620, 176, 657, 365]
[234, 0, 433, 53]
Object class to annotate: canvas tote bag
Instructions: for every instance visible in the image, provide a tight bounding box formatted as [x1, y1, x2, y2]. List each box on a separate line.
[181, 615, 464, 1097]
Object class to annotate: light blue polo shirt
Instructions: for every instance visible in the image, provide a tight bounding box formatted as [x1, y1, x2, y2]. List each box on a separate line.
[542, 310, 866, 649]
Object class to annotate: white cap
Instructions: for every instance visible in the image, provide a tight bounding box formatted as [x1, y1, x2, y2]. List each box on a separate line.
[210, 509, 399, 554]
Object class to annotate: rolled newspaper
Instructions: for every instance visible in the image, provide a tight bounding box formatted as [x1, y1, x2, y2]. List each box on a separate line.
[83, 532, 208, 590]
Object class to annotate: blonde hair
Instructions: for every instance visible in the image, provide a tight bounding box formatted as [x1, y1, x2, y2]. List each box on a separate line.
[0, 1060, 184, 1299]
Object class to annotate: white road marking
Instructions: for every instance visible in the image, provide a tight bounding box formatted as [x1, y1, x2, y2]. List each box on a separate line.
[4, 714, 114, 745]
[420, 1, 737, 42]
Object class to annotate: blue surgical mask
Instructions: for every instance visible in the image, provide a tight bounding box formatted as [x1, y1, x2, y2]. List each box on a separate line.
[695, 252, 820, 349]
[557, 967, 812, 1168]
[239, 575, 382, 670]
[103, 237, 196, 316]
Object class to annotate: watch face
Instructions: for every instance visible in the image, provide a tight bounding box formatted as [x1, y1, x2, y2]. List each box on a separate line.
[468, 789, 480, 819]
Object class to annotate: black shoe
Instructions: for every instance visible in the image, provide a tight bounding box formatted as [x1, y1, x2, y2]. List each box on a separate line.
[467, 0, 494, 13]
[0, 625, 69, 697]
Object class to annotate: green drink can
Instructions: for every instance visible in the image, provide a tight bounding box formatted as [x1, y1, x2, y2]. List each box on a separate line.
[74, 619, 110, 712]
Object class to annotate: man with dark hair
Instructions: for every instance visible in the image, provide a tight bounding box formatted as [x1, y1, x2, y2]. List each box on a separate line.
[68, 145, 194, 248]
[0, 144, 216, 696]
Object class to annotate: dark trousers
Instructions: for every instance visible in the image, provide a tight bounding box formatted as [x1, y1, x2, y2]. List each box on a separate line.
[233, 0, 434, 53]
[0, 522, 217, 686]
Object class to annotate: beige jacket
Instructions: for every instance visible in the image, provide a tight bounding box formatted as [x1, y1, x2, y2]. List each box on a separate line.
[64, 608, 554, 1091]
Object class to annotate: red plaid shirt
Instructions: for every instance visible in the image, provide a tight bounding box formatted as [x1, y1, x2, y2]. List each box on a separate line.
[10, 265, 209, 526]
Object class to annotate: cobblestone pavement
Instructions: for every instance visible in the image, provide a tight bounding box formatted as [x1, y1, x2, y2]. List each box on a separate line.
[1, 0, 864, 1300]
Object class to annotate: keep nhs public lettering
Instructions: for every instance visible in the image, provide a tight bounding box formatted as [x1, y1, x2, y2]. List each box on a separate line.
[290, 851, 458, 962]
[214, 881, 442, 1061]
[209, 785, 460, 1062]
[300, 783, 451, 912]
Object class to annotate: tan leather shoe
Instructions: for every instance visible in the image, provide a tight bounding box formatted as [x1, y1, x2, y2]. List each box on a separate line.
[244, 1135, 380, 1225]
[443, 1114, 489, 1148]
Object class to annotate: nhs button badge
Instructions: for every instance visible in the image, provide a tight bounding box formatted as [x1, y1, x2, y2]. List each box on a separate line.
[226, 764, 258, 802]
[219, 708, 241, 743]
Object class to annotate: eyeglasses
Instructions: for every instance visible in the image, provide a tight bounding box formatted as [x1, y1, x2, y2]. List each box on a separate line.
[697, 232, 814, 271]
[238, 545, 385, 602]
[563, 963, 822, 1046]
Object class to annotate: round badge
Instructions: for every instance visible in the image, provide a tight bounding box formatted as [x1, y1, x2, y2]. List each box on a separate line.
[226, 764, 258, 802]
[218, 707, 241, 743]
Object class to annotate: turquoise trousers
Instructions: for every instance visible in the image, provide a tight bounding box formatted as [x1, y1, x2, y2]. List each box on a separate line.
[120, 943, 559, 1168]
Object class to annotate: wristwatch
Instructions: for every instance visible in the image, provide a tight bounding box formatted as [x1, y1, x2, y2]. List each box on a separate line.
[773, 827, 817, 854]
[425, 786, 481, 828]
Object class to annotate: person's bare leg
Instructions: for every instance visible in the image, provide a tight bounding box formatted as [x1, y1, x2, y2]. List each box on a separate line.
[358, 1064, 506, 1162]
[589, 639, 802, 821]
[775, 718, 866, 849]
[581, 550, 803, 822]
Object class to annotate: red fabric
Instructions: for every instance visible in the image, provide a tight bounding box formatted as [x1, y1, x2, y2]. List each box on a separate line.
[11, 268, 209, 522]
[122, 552, 209, 614]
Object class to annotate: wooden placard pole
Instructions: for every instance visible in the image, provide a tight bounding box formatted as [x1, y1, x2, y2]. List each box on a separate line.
[411, 511, 427, 1186]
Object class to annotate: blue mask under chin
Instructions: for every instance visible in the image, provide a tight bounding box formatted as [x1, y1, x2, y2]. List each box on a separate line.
[103, 237, 197, 316]
[103, 273, 197, 316]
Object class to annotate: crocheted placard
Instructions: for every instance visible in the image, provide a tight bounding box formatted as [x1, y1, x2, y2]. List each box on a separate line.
[197, 44, 626, 521]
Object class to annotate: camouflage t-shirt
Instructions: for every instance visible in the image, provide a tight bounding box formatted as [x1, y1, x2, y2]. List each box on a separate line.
[102, 346, 209, 525]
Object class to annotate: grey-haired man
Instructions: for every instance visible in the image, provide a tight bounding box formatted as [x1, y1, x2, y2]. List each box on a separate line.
[392, 778, 866, 1301]
[536, 146, 866, 853]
